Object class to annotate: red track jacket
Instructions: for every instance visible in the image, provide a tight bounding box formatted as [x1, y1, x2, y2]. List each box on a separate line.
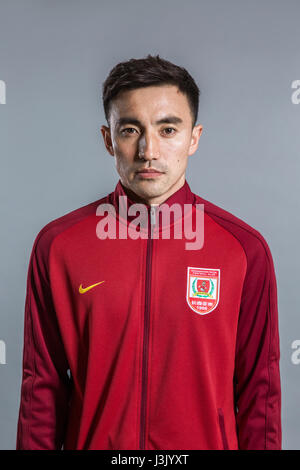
[16, 179, 281, 450]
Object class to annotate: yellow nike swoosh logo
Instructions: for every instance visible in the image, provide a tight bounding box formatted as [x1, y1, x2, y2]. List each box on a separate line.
[79, 281, 105, 294]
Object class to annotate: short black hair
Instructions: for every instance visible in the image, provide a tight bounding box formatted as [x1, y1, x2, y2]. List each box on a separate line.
[102, 54, 200, 128]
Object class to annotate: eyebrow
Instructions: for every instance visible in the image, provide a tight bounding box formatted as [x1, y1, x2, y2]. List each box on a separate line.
[116, 115, 183, 127]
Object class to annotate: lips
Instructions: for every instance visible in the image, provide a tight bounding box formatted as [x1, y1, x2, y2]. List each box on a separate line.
[136, 169, 163, 174]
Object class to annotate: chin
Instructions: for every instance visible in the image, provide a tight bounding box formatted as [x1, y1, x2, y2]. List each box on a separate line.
[136, 179, 163, 189]
[133, 184, 162, 199]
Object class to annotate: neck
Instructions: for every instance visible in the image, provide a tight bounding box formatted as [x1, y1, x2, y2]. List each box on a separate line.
[120, 177, 186, 206]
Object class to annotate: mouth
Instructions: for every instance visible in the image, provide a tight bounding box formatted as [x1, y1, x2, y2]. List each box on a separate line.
[136, 169, 164, 178]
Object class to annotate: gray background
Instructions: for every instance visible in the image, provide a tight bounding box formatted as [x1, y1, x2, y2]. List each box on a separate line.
[0, 0, 299, 450]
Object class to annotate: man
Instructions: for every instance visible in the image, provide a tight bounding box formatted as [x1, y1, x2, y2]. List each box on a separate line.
[16, 54, 281, 450]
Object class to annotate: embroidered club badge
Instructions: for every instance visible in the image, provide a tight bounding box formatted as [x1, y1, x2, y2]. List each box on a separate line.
[186, 267, 220, 315]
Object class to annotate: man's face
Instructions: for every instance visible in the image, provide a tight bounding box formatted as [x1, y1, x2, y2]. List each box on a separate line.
[101, 85, 203, 205]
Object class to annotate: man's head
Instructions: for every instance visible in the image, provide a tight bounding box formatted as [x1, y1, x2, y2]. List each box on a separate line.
[101, 54, 203, 205]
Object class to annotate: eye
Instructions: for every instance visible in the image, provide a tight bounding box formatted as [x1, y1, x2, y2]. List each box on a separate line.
[162, 127, 176, 135]
[121, 127, 138, 135]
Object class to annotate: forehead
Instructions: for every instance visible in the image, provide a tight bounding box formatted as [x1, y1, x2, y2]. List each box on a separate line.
[109, 85, 191, 122]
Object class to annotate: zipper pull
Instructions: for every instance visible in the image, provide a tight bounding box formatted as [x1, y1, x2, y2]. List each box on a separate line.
[150, 204, 158, 238]
[150, 205, 157, 227]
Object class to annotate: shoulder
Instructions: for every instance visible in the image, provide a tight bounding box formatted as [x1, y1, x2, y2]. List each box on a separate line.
[193, 193, 276, 272]
[30, 195, 107, 266]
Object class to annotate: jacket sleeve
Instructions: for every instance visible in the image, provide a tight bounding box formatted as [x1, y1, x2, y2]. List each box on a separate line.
[16, 230, 72, 450]
[233, 235, 282, 450]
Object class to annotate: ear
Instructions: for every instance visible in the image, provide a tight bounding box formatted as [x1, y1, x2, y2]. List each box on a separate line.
[100, 125, 114, 156]
[188, 124, 203, 156]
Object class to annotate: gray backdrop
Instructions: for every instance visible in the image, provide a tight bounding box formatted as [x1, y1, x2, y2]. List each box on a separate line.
[0, 0, 299, 450]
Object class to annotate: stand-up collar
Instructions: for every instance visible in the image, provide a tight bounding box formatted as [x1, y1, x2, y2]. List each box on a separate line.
[108, 178, 195, 230]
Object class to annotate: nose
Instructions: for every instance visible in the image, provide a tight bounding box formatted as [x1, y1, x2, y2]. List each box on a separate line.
[138, 130, 160, 161]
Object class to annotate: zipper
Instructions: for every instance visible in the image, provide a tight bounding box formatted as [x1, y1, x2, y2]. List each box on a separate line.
[139, 204, 157, 450]
[217, 408, 229, 450]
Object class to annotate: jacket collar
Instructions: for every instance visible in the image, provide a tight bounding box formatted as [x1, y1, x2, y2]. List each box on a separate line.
[108, 178, 195, 229]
